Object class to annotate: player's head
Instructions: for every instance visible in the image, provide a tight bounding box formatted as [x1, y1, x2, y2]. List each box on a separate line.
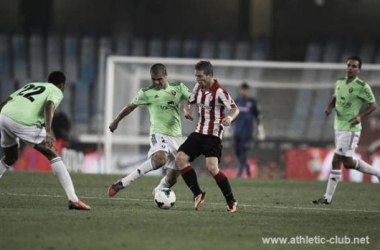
[150, 63, 167, 89]
[346, 56, 362, 79]
[195, 61, 213, 88]
[48, 71, 66, 92]
[240, 82, 250, 98]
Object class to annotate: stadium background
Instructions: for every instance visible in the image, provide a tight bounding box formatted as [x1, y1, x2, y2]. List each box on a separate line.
[1, 0, 380, 182]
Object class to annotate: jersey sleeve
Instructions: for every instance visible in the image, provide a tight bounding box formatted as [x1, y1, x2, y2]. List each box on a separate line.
[180, 82, 192, 101]
[132, 89, 149, 106]
[358, 84, 376, 103]
[217, 88, 237, 110]
[46, 86, 64, 110]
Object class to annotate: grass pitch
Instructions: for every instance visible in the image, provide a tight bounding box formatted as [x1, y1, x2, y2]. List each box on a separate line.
[0, 171, 379, 250]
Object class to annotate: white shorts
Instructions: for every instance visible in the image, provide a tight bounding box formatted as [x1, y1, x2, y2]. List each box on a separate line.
[334, 130, 360, 157]
[148, 133, 184, 170]
[0, 114, 46, 148]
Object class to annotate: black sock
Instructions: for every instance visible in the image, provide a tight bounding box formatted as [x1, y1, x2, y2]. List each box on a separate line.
[214, 171, 235, 203]
[180, 166, 202, 196]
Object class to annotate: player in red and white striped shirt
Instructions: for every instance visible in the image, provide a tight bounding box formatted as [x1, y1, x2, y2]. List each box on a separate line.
[176, 61, 240, 213]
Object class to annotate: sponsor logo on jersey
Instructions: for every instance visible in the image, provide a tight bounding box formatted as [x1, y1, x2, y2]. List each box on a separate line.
[171, 90, 176, 96]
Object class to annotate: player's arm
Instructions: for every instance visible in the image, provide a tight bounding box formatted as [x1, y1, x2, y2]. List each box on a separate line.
[109, 102, 138, 132]
[44, 101, 56, 148]
[351, 102, 377, 125]
[0, 97, 12, 112]
[221, 106, 239, 126]
[183, 100, 194, 121]
[325, 97, 336, 116]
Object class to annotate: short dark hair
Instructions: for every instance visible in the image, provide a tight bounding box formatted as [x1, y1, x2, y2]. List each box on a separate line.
[241, 82, 249, 89]
[195, 61, 213, 76]
[150, 63, 167, 75]
[347, 56, 362, 69]
[48, 71, 66, 86]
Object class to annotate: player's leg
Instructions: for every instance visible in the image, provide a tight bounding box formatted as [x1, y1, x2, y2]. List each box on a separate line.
[34, 142, 90, 210]
[109, 134, 171, 196]
[204, 135, 237, 212]
[205, 157, 237, 212]
[152, 168, 179, 196]
[0, 145, 18, 178]
[175, 133, 205, 210]
[313, 131, 349, 205]
[152, 135, 182, 195]
[234, 136, 243, 178]
[0, 115, 19, 178]
[108, 150, 168, 196]
[344, 157, 380, 178]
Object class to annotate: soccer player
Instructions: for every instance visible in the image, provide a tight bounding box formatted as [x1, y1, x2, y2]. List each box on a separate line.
[108, 63, 191, 197]
[312, 56, 379, 205]
[175, 61, 240, 213]
[0, 71, 91, 210]
[234, 82, 265, 178]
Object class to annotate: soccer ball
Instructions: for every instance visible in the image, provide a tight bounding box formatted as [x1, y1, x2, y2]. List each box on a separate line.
[154, 188, 176, 209]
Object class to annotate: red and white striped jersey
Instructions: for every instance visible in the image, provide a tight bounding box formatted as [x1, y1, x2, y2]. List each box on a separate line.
[189, 80, 237, 139]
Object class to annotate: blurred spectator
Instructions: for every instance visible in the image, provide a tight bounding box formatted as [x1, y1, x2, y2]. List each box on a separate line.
[233, 82, 265, 178]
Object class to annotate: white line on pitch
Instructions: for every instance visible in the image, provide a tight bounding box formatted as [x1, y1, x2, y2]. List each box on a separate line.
[1, 192, 380, 214]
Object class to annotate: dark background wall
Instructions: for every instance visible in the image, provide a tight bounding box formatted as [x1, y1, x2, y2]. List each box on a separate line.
[1, 0, 380, 39]
[272, 0, 380, 40]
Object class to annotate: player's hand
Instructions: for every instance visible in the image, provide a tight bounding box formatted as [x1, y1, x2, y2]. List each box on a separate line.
[109, 120, 119, 132]
[351, 115, 361, 125]
[45, 132, 55, 148]
[325, 106, 333, 116]
[184, 109, 194, 121]
[221, 116, 233, 126]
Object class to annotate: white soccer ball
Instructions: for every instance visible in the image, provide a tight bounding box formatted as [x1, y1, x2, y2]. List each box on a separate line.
[154, 188, 176, 209]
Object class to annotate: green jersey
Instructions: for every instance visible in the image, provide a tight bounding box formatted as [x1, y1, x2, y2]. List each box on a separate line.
[1, 82, 63, 126]
[132, 81, 191, 137]
[334, 77, 375, 132]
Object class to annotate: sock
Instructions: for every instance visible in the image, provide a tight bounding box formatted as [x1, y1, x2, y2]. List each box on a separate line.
[324, 169, 342, 202]
[0, 159, 10, 178]
[213, 171, 235, 203]
[355, 159, 380, 178]
[180, 165, 202, 196]
[153, 176, 172, 195]
[50, 157, 79, 202]
[121, 159, 154, 187]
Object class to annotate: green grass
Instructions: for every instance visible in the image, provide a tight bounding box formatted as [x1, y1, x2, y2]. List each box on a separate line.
[0, 171, 379, 250]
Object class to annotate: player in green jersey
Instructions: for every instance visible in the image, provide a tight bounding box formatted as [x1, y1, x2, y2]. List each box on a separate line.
[108, 63, 192, 197]
[0, 71, 91, 210]
[313, 56, 379, 205]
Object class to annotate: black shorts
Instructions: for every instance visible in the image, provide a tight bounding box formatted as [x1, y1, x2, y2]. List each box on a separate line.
[178, 132, 223, 162]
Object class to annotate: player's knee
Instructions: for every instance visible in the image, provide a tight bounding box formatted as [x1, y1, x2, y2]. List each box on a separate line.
[175, 152, 189, 169]
[152, 152, 167, 169]
[343, 159, 355, 169]
[206, 163, 219, 176]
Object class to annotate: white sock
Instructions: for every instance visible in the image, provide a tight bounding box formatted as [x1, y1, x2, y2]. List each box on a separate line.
[121, 159, 154, 187]
[50, 157, 79, 202]
[0, 159, 10, 178]
[153, 176, 171, 195]
[324, 169, 342, 202]
[355, 159, 380, 178]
